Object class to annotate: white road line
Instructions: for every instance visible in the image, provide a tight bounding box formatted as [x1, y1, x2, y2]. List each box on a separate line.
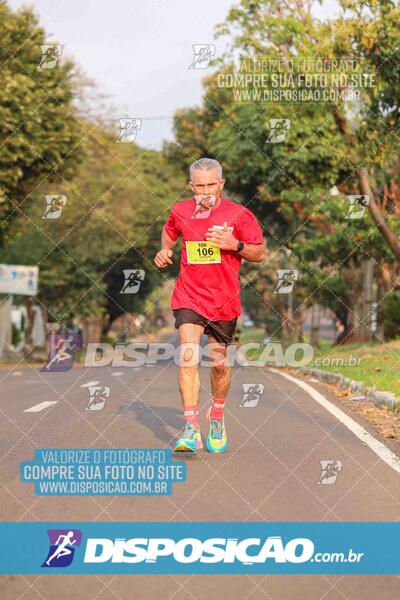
[24, 401, 58, 413]
[270, 368, 400, 475]
[80, 381, 100, 388]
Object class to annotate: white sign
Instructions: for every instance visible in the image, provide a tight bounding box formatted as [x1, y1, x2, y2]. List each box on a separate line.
[0, 264, 38, 295]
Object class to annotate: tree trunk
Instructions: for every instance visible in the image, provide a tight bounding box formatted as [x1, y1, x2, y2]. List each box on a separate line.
[359, 168, 400, 260]
[361, 257, 374, 343]
[310, 304, 320, 347]
[24, 296, 35, 351]
[339, 261, 364, 344]
[276, 294, 290, 341]
[330, 103, 400, 260]
[375, 279, 385, 343]
[81, 315, 103, 346]
[294, 302, 305, 342]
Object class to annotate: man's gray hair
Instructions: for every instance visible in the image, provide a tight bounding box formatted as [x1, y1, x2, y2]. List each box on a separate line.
[189, 158, 223, 180]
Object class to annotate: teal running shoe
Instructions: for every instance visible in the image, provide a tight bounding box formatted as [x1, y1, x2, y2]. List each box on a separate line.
[206, 418, 228, 453]
[174, 422, 203, 452]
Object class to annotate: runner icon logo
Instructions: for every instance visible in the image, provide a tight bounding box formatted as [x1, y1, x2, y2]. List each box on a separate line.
[85, 386, 110, 411]
[188, 44, 216, 69]
[266, 119, 291, 143]
[41, 332, 82, 372]
[274, 269, 299, 294]
[346, 195, 369, 219]
[120, 269, 145, 294]
[117, 118, 142, 143]
[43, 195, 67, 219]
[317, 460, 343, 485]
[239, 384, 264, 407]
[39, 44, 63, 69]
[41, 529, 82, 568]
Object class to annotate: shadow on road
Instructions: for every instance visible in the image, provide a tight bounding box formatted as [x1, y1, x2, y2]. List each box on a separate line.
[118, 400, 183, 445]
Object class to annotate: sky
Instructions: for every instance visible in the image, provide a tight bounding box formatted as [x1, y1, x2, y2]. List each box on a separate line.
[8, 0, 339, 149]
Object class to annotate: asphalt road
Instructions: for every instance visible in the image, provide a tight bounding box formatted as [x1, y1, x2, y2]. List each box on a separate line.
[1, 335, 400, 599]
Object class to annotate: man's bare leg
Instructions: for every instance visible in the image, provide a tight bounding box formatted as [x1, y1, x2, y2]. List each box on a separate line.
[209, 335, 231, 402]
[178, 322, 204, 408]
[174, 322, 204, 451]
[206, 335, 230, 452]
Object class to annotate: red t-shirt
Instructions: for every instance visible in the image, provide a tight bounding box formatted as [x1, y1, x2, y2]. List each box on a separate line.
[164, 197, 264, 321]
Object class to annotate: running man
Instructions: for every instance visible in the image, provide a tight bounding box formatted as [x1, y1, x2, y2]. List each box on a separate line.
[154, 158, 264, 453]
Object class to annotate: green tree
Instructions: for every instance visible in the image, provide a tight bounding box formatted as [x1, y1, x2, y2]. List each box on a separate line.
[165, 0, 400, 343]
[0, 1, 84, 247]
[3, 123, 185, 338]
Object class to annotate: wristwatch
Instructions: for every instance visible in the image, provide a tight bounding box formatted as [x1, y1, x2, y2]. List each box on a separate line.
[236, 240, 244, 252]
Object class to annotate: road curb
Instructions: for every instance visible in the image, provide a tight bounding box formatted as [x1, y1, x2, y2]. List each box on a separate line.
[294, 366, 399, 410]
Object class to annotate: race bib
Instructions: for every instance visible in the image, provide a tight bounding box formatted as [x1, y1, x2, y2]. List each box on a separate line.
[186, 241, 221, 264]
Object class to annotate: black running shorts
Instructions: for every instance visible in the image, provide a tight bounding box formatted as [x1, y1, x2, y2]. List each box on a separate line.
[173, 308, 237, 346]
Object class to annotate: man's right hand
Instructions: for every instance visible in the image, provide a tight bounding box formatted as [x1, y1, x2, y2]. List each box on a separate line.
[154, 248, 173, 268]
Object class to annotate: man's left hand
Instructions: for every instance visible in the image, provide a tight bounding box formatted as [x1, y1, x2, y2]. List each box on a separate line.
[205, 221, 238, 251]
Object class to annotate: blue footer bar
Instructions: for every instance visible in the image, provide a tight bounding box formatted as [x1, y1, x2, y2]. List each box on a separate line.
[1, 522, 399, 574]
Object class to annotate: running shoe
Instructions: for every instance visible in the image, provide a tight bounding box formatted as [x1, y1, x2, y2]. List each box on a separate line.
[174, 422, 203, 452]
[206, 417, 228, 453]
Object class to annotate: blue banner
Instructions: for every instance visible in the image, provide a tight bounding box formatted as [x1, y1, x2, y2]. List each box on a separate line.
[20, 449, 186, 496]
[0, 522, 399, 574]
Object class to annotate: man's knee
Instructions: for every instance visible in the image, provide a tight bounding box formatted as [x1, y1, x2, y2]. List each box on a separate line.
[212, 346, 228, 373]
[179, 343, 199, 367]
[183, 346, 193, 362]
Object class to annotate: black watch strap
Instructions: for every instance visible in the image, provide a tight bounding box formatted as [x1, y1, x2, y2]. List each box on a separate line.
[237, 240, 244, 252]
